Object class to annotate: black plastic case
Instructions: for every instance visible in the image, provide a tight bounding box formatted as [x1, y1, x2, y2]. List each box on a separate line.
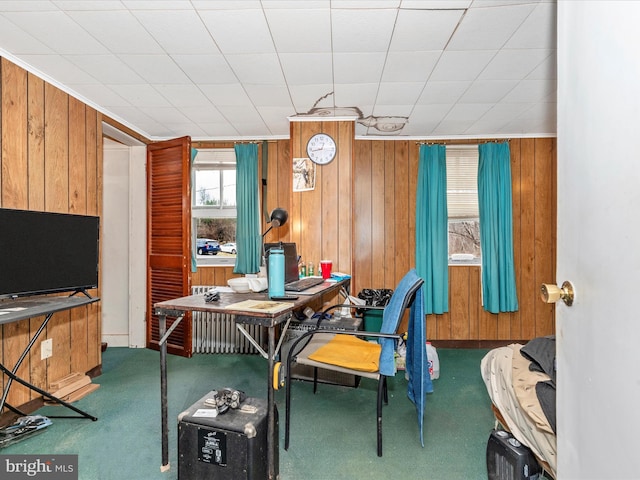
[178, 392, 277, 480]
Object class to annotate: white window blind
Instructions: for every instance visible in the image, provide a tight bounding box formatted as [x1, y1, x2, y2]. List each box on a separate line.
[446, 146, 479, 219]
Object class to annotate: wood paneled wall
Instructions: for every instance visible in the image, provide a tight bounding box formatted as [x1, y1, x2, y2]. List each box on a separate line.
[352, 137, 557, 341]
[0, 58, 102, 409]
[195, 129, 557, 342]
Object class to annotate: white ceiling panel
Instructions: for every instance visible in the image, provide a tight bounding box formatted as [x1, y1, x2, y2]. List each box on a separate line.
[200, 84, 253, 106]
[0, 14, 53, 54]
[66, 10, 164, 55]
[333, 52, 387, 84]
[65, 54, 145, 85]
[224, 54, 285, 85]
[199, 9, 275, 55]
[171, 54, 238, 84]
[448, 3, 534, 51]
[332, 9, 397, 53]
[4, 11, 109, 55]
[390, 9, 465, 52]
[132, 10, 220, 55]
[381, 51, 440, 82]
[279, 53, 333, 85]
[0, 1, 557, 140]
[429, 50, 497, 82]
[265, 8, 331, 53]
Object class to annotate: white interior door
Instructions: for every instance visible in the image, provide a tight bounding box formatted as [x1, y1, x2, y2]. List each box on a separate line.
[557, 4, 640, 478]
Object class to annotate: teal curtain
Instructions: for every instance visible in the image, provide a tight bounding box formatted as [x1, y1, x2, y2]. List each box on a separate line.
[233, 144, 261, 274]
[478, 142, 518, 313]
[190, 148, 198, 273]
[415, 144, 448, 314]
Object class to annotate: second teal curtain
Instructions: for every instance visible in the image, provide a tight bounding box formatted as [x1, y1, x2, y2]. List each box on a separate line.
[234, 144, 261, 274]
[415, 144, 448, 314]
[478, 142, 518, 313]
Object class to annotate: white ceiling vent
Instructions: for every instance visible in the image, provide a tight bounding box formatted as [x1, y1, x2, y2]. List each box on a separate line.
[193, 148, 236, 166]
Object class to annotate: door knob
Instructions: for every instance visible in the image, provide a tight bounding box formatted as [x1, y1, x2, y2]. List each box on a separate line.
[540, 281, 574, 306]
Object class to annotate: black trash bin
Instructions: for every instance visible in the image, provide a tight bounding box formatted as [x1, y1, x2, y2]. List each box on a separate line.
[357, 288, 393, 333]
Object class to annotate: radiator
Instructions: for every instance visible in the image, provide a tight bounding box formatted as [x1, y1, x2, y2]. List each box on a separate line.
[191, 286, 263, 354]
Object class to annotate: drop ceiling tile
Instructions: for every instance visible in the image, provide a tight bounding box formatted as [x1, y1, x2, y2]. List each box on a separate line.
[448, 3, 534, 51]
[390, 9, 464, 52]
[171, 54, 238, 84]
[224, 53, 285, 85]
[429, 50, 496, 81]
[478, 49, 551, 81]
[200, 84, 253, 106]
[18, 54, 99, 84]
[376, 82, 425, 105]
[288, 84, 336, 113]
[199, 9, 275, 55]
[122, 0, 195, 10]
[265, 8, 331, 53]
[333, 52, 386, 83]
[0, 14, 53, 54]
[119, 54, 191, 84]
[255, 106, 294, 134]
[526, 52, 556, 80]
[1, 1, 57, 12]
[180, 106, 227, 124]
[381, 51, 440, 82]
[153, 84, 211, 107]
[66, 10, 163, 54]
[67, 83, 131, 108]
[132, 10, 220, 55]
[191, 0, 262, 10]
[400, 0, 471, 8]
[331, 9, 396, 53]
[279, 52, 333, 85]
[501, 79, 554, 103]
[112, 84, 173, 108]
[505, 2, 556, 50]
[197, 123, 242, 139]
[459, 79, 519, 103]
[333, 83, 378, 110]
[65, 54, 145, 84]
[244, 84, 294, 108]
[4, 11, 109, 54]
[53, 1, 127, 9]
[417, 80, 472, 104]
[143, 106, 191, 125]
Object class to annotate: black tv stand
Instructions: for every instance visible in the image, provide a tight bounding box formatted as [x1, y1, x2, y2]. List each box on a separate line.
[0, 295, 100, 422]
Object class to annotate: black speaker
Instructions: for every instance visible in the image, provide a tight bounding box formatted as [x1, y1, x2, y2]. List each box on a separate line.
[178, 393, 277, 480]
[486, 429, 541, 480]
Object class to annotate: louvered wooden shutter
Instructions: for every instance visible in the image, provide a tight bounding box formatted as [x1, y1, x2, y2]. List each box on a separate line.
[146, 136, 192, 357]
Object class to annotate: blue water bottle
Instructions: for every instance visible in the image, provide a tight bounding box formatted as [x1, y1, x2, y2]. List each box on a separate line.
[268, 247, 285, 298]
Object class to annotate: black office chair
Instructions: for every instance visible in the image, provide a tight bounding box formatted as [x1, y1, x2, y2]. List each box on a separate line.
[284, 270, 426, 456]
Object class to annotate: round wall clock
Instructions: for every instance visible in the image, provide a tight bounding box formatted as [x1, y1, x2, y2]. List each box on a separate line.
[306, 133, 337, 165]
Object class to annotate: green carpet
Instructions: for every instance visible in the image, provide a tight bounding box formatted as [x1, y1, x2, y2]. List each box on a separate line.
[2, 347, 495, 479]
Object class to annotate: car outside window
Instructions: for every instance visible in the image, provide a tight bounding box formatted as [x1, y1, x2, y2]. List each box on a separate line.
[192, 149, 237, 266]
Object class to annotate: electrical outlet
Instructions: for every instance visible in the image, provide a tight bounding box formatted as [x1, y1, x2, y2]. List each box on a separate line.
[41, 338, 53, 360]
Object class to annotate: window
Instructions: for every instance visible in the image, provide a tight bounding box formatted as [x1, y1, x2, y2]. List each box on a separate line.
[446, 145, 481, 265]
[192, 148, 237, 266]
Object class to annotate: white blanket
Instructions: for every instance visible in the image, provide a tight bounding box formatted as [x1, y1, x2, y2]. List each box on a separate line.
[481, 345, 557, 478]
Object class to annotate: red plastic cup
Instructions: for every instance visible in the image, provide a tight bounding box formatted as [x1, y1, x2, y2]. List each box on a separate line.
[320, 260, 333, 279]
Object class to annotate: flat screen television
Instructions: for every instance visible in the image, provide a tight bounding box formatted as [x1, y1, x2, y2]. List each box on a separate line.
[0, 208, 100, 299]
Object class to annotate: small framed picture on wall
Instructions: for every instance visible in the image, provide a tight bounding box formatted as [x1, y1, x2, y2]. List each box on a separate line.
[293, 157, 316, 192]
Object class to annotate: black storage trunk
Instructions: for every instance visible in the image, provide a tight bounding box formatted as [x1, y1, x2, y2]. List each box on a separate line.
[178, 393, 277, 480]
[486, 429, 540, 480]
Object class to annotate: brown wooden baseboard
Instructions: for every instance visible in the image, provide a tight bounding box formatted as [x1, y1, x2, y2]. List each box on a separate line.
[429, 340, 529, 349]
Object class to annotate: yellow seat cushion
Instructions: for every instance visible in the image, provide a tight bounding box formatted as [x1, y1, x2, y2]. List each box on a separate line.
[308, 335, 381, 372]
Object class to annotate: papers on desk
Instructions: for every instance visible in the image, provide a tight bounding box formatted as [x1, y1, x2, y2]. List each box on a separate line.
[224, 299, 293, 314]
